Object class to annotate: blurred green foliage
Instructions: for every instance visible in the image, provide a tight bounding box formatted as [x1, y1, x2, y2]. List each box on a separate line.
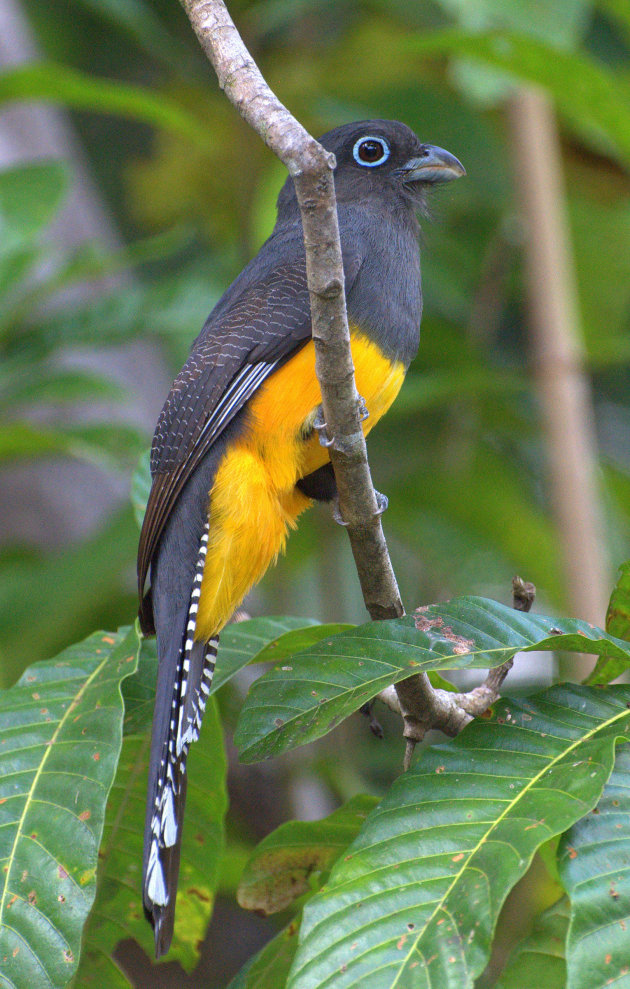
[1, 0, 629, 690]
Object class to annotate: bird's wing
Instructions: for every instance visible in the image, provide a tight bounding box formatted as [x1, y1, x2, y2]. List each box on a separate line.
[137, 249, 361, 622]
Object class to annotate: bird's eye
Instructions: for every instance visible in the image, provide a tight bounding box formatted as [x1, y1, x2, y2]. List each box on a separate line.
[353, 136, 390, 168]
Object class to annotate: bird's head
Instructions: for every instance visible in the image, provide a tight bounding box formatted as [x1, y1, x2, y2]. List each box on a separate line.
[277, 118, 465, 217]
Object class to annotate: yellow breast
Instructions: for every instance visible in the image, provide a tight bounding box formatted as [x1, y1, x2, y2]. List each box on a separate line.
[246, 326, 406, 481]
[195, 327, 406, 638]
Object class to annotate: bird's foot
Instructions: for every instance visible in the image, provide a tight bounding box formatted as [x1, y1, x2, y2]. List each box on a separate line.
[330, 495, 347, 526]
[374, 489, 388, 516]
[329, 488, 388, 526]
[313, 396, 369, 449]
[313, 406, 334, 448]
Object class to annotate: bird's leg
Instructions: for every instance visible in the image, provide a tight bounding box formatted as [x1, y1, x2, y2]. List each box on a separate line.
[311, 400, 386, 526]
[330, 488, 388, 526]
[357, 395, 369, 422]
[313, 396, 369, 449]
[373, 490, 389, 515]
[313, 405, 334, 448]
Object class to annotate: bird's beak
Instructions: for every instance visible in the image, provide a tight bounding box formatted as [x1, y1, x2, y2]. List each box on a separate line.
[399, 145, 466, 184]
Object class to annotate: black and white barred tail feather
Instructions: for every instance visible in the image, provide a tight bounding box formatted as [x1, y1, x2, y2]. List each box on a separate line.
[143, 522, 218, 956]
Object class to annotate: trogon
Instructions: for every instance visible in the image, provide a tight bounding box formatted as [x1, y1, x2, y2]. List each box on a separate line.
[137, 118, 464, 955]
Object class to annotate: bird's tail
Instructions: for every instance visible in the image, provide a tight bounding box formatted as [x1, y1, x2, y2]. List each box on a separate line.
[142, 522, 218, 957]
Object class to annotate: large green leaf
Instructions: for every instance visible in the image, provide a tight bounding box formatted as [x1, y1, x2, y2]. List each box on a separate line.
[237, 795, 379, 915]
[496, 897, 569, 988]
[76, 694, 227, 980]
[215, 619, 353, 695]
[234, 597, 630, 763]
[587, 560, 630, 684]
[606, 561, 630, 643]
[287, 684, 630, 989]
[0, 627, 140, 989]
[558, 744, 630, 989]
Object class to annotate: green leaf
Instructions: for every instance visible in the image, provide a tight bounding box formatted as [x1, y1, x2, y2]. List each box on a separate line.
[288, 684, 630, 989]
[0, 627, 140, 989]
[606, 561, 630, 642]
[586, 560, 630, 684]
[120, 635, 158, 737]
[558, 744, 630, 989]
[406, 30, 630, 167]
[237, 795, 379, 915]
[0, 64, 214, 154]
[496, 897, 569, 988]
[77, 693, 227, 978]
[201, 617, 347, 699]
[235, 597, 630, 763]
[0, 160, 68, 239]
[584, 562, 630, 685]
[216, 619, 354, 695]
[226, 916, 302, 989]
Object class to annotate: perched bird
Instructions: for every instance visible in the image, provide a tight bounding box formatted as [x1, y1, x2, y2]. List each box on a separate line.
[137, 118, 464, 955]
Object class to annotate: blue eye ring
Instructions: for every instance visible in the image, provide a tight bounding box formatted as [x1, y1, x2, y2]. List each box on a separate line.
[352, 136, 390, 168]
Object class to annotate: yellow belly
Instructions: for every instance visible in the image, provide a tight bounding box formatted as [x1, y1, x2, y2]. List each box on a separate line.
[195, 329, 405, 639]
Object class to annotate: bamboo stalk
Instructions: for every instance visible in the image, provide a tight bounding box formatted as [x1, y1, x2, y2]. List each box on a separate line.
[508, 87, 609, 637]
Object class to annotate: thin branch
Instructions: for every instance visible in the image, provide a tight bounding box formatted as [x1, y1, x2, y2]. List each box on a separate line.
[180, 0, 402, 620]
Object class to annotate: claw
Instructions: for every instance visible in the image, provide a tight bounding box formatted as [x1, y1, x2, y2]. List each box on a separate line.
[357, 395, 369, 422]
[330, 490, 387, 525]
[330, 495, 348, 527]
[374, 490, 389, 516]
[313, 405, 334, 448]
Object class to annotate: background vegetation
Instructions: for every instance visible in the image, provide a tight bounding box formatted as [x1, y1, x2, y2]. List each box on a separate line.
[0, 0, 629, 985]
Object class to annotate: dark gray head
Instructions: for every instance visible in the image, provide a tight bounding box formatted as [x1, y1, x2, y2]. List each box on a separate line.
[276, 118, 464, 219]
